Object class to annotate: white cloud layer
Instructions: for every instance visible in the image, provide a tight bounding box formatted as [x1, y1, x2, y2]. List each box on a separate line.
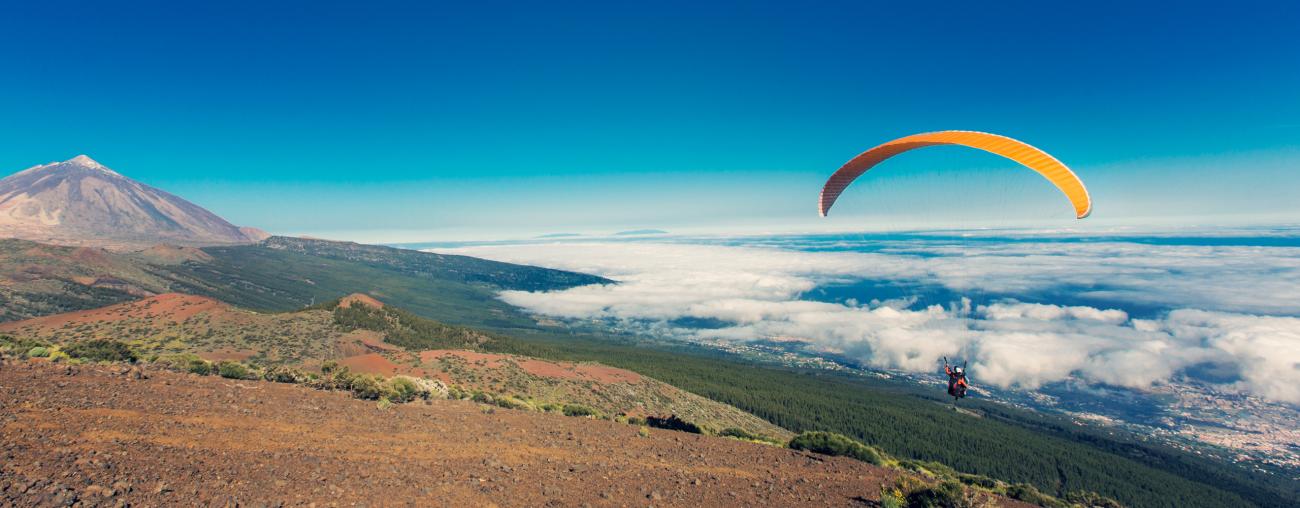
[438, 240, 1300, 403]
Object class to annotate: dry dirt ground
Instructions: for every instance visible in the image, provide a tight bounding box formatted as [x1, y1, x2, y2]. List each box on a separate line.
[0, 360, 963, 507]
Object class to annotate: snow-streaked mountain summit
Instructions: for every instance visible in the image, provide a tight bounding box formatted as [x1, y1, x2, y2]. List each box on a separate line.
[0, 155, 268, 249]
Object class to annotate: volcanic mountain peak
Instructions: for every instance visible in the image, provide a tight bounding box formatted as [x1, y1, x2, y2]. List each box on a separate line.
[0, 155, 266, 249]
[16, 155, 118, 177]
[65, 155, 114, 172]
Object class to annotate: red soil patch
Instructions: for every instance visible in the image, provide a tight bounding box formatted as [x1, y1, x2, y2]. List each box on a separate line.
[0, 293, 228, 332]
[576, 363, 641, 384]
[338, 353, 410, 377]
[338, 293, 384, 309]
[417, 350, 642, 384]
[419, 350, 507, 369]
[516, 359, 642, 384]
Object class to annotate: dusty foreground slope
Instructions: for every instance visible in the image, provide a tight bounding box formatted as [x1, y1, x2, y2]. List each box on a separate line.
[0, 361, 961, 508]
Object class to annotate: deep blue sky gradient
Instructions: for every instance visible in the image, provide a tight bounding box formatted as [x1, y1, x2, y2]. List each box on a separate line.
[2, 1, 1298, 240]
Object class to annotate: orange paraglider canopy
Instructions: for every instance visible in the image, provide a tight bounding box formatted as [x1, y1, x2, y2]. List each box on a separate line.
[818, 130, 1092, 219]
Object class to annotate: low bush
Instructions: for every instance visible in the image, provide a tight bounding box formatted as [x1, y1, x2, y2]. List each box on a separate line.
[900, 459, 958, 478]
[955, 473, 998, 490]
[1, 336, 48, 355]
[470, 391, 494, 404]
[64, 340, 137, 363]
[310, 364, 356, 390]
[493, 395, 530, 410]
[384, 376, 428, 403]
[155, 353, 215, 375]
[881, 476, 929, 508]
[263, 366, 306, 384]
[187, 358, 214, 375]
[788, 431, 883, 465]
[562, 403, 600, 418]
[646, 415, 703, 434]
[217, 361, 256, 380]
[718, 427, 780, 444]
[1004, 483, 1065, 507]
[905, 480, 978, 508]
[348, 374, 387, 400]
[538, 402, 564, 413]
[25, 346, 50, 358]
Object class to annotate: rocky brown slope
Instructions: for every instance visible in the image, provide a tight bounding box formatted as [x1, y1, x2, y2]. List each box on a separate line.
[0, 360, 976, 507]
[0, 293, 787, 438]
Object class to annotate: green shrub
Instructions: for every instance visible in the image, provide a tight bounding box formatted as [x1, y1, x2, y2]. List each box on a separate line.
[494, 395, 529, 410]
[955, 473, 998, 490]
[905, 480, 977, 508]
[217, 361, 255, 380]
[383, 376, 427, 403]
[788, 431, 883, 465]
[2, 336, 48, 355]
[155, 353, 215, 375]
[349, 374, 386, 400]
[25, 346, 50, 358]
[188, 359, 214, 375]
[899, 460, 960, 479]
[64, 340, 137, 363]
[539, 402, 564, 413]
[718, 427, 780, 443]
[263, 366, 306, 384]
[310, 365, 354, 390]
[646, 415, 703, 434]
[626, 415, 646, 426]
[1004, 483, 1066, 507]
[880, 494, 906, 508]
[882, 476, 932, 508]
[562, 403, 600, 418]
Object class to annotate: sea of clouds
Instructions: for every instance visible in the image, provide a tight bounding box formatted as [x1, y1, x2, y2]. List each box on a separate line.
[438, 238, 1300, 404]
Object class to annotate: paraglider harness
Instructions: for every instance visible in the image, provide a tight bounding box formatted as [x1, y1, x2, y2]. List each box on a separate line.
[944, 357, 968, 401]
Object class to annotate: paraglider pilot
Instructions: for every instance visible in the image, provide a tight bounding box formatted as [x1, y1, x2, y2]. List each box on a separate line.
[943, 357, 968, 400]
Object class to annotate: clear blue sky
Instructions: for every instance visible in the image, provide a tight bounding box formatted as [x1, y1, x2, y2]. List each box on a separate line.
[2, 1, 1298, 241]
